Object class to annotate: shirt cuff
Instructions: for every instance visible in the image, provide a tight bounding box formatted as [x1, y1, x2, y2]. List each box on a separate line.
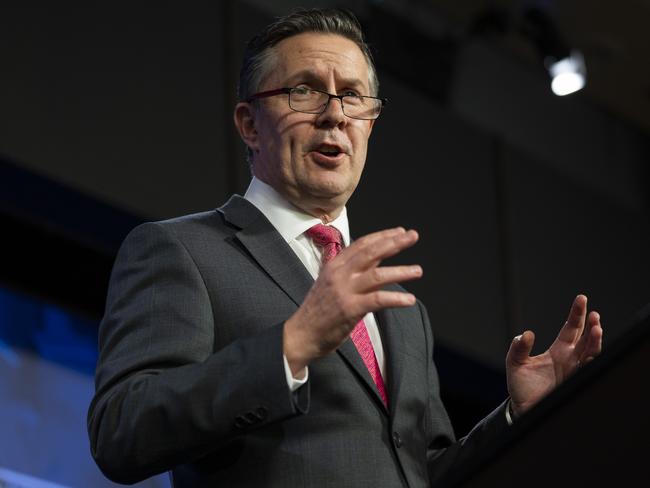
[283, 355, 309, 392]
[505, 399, 515, 426]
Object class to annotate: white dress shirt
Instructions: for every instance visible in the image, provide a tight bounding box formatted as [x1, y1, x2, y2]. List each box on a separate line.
[244, 176, 386, 391]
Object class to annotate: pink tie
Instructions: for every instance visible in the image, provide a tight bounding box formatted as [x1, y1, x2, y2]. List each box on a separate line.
[306, 224, 388, 407]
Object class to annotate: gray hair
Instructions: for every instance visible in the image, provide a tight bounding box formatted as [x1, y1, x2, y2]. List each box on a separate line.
[238, 8, 379, 101]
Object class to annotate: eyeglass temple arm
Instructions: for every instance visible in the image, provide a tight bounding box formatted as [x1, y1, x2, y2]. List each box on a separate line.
[245, 88, 291, 102]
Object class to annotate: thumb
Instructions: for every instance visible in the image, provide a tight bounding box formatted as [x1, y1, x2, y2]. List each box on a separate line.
[506, 330, 535, 366]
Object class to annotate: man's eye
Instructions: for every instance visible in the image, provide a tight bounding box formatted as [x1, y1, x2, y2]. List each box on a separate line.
[293, 86, 311, 95]
[343, 90, 361, 97]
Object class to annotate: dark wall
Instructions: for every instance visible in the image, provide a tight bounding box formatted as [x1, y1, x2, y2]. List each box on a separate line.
[0, 3, 230, 218]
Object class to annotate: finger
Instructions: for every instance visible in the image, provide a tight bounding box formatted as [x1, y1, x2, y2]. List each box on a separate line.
[354, 265, 423, 292]
[342, 228, 417, 267]
[332, 227, 406, 267]
[556, 294, 587, 344]
[357, 289, 417, 312]
[576, 311, 603, 359]
[574, 310, 600, 356]
[586, 323, 603, 358]
[346, 226, 406, 250]
[506, 330, 535, 367]
[343, 229, 419, 271]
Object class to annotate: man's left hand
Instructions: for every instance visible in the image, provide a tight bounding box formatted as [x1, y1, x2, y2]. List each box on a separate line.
[505, 294, 603, 418]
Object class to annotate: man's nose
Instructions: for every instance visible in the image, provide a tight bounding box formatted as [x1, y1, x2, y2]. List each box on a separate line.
[316, 96, 347, 128]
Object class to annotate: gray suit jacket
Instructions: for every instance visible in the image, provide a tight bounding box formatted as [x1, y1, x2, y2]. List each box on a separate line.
[88, 195, 508, 487]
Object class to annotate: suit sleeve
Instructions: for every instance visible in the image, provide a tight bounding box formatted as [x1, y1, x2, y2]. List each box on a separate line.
[87, 222, 308, 484]
[419, 301, 510, 487]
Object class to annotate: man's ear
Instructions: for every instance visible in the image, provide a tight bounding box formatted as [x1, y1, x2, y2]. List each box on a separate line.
[233, 102, 259, 153]
[367, 119, 376, 136]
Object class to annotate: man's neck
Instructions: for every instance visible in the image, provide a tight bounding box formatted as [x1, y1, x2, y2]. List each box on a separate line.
[253, 176, 345, 223]
[243, 176, 351, 247]
[291, 203, 341, 224]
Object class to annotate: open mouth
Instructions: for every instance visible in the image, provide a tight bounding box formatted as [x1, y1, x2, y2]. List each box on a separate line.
[317, 148, 342, 157]
[310, 143, 346, 163]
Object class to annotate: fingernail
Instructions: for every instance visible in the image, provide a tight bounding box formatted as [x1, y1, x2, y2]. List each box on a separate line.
[514, 334, 522, 342]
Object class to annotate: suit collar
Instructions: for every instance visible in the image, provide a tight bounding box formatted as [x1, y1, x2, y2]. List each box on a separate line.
[218, 195, 314, 308]
[243, 177, 351, 246]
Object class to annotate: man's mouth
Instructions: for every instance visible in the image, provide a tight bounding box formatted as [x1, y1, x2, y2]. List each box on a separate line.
[313, 143, 345, 157]
[318, 149, 341, 156]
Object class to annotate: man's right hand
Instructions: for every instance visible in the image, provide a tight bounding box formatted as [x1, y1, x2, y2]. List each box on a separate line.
[283, 227, 422, 376]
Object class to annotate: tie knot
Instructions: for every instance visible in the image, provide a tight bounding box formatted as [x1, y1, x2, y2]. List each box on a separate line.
[306, 224, 343, 263]
[306, 224, 342, 247]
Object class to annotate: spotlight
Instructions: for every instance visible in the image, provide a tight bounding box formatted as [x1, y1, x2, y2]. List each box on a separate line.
[521, 7, 587, 96]
[548, 50, 587, 96]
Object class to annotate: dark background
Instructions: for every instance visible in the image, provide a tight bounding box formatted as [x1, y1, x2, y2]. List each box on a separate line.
[1, 1, 648, 486]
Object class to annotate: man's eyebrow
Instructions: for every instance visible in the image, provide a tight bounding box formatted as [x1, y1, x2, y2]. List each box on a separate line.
[285, 70, 366, 90]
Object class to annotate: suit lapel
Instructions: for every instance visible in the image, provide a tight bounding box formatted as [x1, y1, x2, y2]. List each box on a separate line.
[218, 195, 313, 307]
[336, 338, 387, 411]
[376, 304, 406, 418]
[337, 304, 406, 415]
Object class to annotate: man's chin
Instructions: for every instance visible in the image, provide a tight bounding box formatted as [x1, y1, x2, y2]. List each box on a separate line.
[295, 179, 357, 212]
[304, 176, 354, 198]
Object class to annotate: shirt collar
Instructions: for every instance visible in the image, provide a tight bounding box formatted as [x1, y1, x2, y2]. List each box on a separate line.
[243, 176, 351, 246]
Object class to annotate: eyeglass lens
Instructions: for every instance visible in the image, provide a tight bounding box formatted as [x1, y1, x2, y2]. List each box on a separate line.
[289, 89, 380, 120]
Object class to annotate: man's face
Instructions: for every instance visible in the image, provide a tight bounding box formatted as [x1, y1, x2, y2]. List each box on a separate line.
[239, 32, 376, 219]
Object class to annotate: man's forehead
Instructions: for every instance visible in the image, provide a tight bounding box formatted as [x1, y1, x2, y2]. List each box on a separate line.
[285, 69, 366, 89]
[272, 32, 370, 85]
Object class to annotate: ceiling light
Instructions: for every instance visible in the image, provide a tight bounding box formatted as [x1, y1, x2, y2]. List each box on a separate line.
[548, 51, 587, 96]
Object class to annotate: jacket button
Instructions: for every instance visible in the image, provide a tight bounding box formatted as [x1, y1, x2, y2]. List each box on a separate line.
[392, 431, 403, 448]
[255, 406, 268, 420]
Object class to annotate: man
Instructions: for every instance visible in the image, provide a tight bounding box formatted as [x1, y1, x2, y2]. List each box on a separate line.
[88, 8, 603, 487]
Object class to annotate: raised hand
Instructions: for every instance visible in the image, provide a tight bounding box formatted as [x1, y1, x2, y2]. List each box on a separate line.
[506, 294, 603, 418]
[283, 227, 422, 375]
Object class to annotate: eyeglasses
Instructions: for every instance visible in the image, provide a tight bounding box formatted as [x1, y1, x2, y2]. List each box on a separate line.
[246, 87, 387, 120]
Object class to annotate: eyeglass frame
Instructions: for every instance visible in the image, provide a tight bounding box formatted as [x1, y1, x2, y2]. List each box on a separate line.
[245, 87, 388, 120]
